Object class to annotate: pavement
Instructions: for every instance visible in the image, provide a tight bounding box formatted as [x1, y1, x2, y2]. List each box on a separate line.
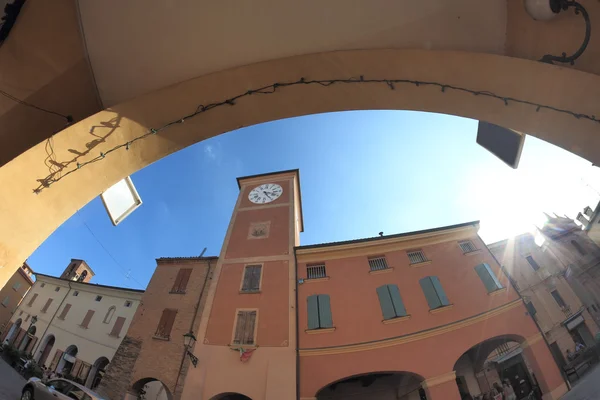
[0, 358, 26, 400]
[561, 364, 600, 400]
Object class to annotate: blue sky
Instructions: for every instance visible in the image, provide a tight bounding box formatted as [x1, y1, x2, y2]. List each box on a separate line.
[27, 111, 600, 289]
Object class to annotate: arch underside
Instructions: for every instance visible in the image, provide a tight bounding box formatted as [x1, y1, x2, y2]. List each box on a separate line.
[1, 49, 600, 287]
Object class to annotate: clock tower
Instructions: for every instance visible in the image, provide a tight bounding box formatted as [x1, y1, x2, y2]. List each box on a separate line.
[182, 170, 303, 400]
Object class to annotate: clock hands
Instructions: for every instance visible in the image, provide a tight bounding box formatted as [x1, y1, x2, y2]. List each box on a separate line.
[263, 191, 273, 200]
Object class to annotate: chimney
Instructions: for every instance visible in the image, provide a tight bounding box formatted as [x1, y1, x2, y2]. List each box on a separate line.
[577, 212, 590, 228]
[584, 206, 594, 218]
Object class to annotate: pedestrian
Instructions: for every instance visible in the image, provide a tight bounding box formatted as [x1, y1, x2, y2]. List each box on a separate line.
[567, 349, 574, 361]
[492, 382, 504, 399]
[503, 380, 516, 400]
[576, 342, 585, 352]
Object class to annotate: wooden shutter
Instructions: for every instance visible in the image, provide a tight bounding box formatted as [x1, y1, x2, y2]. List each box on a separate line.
[78, 362, 91, 382]
[431, 276, 450, 306]
[475, 264, 500, 293]
[420, 277, 442, 309]
[233, 311, 247, 344]
[41, 298, 53, 313]
[110, 317, 126, 337]
[243, 311, 257, 344]
[14, 328, 26, 347]
[376, 286, 396, 320]
[72, 359, 83, 378]
[155, 309, 177, 338]
[307, 295, 320, 330]
[81, 310, 95, 328]
[251, 266, 261, 290]
[172, 269, 192, 293]
[58, 304, 71, 320]
[50, 349, 63, 372]
[27, 293, 38, 306]
[25, 336, 38, 354]
[317, 295, 333, 328]
[388, 285, 408, 317]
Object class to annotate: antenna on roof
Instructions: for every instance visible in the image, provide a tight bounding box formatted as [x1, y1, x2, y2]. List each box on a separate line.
[199, 247, 207, 257]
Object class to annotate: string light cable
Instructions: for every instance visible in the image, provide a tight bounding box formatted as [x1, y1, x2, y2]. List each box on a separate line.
[77, 210, 146, 289]
[33, 75, 600, 193]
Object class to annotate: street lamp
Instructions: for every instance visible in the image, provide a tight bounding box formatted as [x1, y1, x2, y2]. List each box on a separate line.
[28, 315, 38, 331]
[183, 331, 198, 368]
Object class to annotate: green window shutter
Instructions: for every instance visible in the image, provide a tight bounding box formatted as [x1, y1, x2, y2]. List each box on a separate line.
[377, 286, 396, 320]
[420, 277, 442, 309]
[388, 285, 408, 317]
[317, 295, 333, 328]
[475, 263, 500, 293]
[484, 263, 503, 289]
[307, 295, 320, 330]
[525, 301, 537, 316]
[431, 276, 450, 306]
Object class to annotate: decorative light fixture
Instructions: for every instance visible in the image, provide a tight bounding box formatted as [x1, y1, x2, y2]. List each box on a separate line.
[183, 331, 198, 368]
[30, 315, 38, 326]
[524, 0, 591, 65]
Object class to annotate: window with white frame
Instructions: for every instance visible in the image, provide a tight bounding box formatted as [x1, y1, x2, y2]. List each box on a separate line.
[459, 240, 477, 254]
[368, 257, 389, 271]
[407, 250, 428, 265]
[307, 264, 327, 280]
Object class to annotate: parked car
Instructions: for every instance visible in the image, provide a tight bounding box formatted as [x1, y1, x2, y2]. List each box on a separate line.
[20, 377, 104, 400]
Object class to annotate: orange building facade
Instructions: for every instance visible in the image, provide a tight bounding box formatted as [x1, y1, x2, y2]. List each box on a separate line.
[174, 169, 568, 400]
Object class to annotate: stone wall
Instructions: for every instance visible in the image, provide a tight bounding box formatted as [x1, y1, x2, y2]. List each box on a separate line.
[96, 336, 142, 400]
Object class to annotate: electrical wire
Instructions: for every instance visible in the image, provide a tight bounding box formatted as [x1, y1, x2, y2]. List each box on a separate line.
[77, 210, 146, 289]
[33, 75, 600, 194]
[0, 88, 73, 122]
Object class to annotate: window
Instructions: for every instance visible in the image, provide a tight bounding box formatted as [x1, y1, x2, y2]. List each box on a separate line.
[155, 308, 177, 339]
[54, 287, 60, 292]
[27, 293, 38, 306]
[551, 290, 567, 309]
[124, 300, 132, 307]
[73, 291, 79, 297]
[1, 296, 9, 307]
[58, 304, 71, 320]
[46, 380, 70, 394]
[41, 298, 53, 313]
[25, 314, 29, 322]
[525, 301, 537, 317]
[407, 250, 428, 265]
[18, 310, 23, 316]
[95, 295, 103, 302]
[376, 285, 408, 320]
[307, 294, 333, 330]
[65, 385, 92, 400]
[12, 282, 21, 291]
[368, 257, 389, 271]
[571, 240, 587, 256]
[233, 310, 257, 345]
[474, 263, 503, 293]
[109, 316, 126, 338]
[103, 306, 116, 324]
[307, 264, 326, 280]
[81, 310, 95, 328]
[459, 240, 478, 253]
[40, 283, 45, 288]
[241, 265, 262, 292]
[419, 276, 450, 310]
[171, 268, 192, 294]
[526, 256, 540, 271]
[78, 270, 88, 282]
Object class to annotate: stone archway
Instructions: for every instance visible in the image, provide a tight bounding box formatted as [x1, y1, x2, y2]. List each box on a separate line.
[57, 344, 78, 374]
[316, 371, 426, 400]
[2, 318, 21, 345]
[131, 378, 172, 400]
[86, 356, 110, 389]
[37, 334, 55, 367]
[209, 394, 252, 400]
[2, 49, 600, 291]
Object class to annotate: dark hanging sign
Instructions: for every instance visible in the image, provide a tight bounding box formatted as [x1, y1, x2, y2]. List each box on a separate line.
[477, 121, 525, 169]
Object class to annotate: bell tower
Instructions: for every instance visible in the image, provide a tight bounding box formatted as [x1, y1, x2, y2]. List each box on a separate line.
[182, 170, 303, 400]
[60, 258, 94, 283]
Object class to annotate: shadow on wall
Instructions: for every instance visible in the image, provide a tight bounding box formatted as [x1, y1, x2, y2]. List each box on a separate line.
[0, 60, 101, 168]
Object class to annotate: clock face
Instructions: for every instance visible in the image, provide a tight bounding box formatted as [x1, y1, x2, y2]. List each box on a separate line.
[248, 183, 283, 204]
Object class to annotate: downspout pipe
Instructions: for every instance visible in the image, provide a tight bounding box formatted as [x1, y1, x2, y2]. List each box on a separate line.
[294, 249, 300, 400]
